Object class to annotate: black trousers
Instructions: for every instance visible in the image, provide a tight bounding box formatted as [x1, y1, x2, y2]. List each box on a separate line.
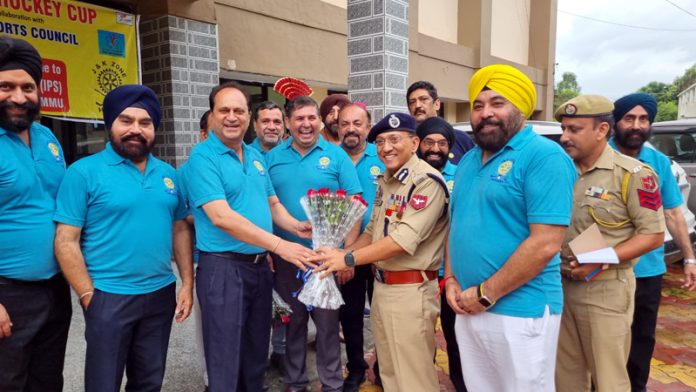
[0, 274, 72, 392]
[627, 274, 663, 392]
[274, 254, 343, 392]
[440, 280, 467, 392]
[197, 253, 273, 392]
[339, 264, 374, 375]
[84, 283, 176, 392]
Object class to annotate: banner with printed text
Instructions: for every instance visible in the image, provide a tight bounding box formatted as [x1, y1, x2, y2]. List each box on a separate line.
[0, 0, 140, 120]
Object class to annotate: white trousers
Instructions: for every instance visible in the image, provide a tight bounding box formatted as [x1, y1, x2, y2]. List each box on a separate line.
[455, 306, 561, 392]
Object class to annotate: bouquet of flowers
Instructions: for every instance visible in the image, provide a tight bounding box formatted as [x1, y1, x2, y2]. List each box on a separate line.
[296, 188, 368, 309]
[272, 289, 292, 328]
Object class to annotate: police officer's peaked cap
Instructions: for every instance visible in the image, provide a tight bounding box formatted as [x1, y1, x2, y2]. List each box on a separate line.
[367, 112, 417, 143]
[554, 95, 614, 122]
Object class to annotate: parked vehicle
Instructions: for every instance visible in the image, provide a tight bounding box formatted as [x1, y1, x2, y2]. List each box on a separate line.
[453, 120, 696, 264]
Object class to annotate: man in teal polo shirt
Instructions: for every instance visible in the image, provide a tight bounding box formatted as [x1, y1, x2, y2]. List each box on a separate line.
[610, 93, 696, 391]
[265, 95, 362, 392]
[54, 85, 194, 392]
[0, 37, 72, 392]
[183, 81, 315, 392]
[250, 100, 285, 154]
[443, 64, 576, 391]
[336, 103, 384, 391]
[415, 115, 466, 392]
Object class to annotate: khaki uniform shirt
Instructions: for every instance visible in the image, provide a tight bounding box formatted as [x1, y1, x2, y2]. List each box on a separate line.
[562, 144, 665, 268]
[364, 154, 449, 271]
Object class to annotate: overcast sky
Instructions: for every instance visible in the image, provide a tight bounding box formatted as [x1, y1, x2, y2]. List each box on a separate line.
[555, 0, 696, 100]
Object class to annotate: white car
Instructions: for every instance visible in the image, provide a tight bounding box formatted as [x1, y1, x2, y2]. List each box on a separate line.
[452, 120, 696, 264]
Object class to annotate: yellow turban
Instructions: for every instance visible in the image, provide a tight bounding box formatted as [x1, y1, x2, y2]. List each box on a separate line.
[468, 64, 537, 119]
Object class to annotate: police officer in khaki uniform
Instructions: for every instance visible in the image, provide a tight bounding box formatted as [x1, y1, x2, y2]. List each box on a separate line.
[312, 112, 449, 392]
[554, 95, 665, 392]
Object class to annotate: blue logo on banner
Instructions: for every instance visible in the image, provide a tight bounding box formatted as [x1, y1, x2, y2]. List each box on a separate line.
[98, 30, 125, 57]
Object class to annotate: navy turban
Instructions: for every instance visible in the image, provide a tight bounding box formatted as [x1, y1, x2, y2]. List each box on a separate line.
[613, 93, 658, 124]
[0, 36, 43, 84]
[103, 84, 161, 130]
[416, 116, 454, 147]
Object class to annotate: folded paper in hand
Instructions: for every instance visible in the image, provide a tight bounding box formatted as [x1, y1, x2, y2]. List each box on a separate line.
[568, 223, 620, 265]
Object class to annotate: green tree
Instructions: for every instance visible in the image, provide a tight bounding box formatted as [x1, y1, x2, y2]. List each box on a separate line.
[655, 101, 678, 122]
[554, 72, 581, 109]
[637, 64, 696, 122]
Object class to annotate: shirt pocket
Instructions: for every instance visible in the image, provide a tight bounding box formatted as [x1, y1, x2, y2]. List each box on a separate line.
[581, 196, 629, 227]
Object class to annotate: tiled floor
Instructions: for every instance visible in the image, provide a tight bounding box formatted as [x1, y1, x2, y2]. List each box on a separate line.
[354, 265, 696, 392]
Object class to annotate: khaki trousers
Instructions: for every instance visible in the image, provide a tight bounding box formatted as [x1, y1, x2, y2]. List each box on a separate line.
[371, 279, 440, 392]
[556, 268, 636, 392]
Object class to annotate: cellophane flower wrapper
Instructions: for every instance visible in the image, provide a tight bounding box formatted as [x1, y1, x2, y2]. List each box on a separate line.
[272, 289, 293, 328]
[296, 188, 368, 309]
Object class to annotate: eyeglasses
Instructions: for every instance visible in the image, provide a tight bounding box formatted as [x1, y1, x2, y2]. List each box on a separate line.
[374, 135, 406, 148]
[421, 139, 449, 149]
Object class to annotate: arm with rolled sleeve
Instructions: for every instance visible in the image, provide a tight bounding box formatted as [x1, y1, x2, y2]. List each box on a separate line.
[53, 167, 94, 309]
[353, 177, 447, 264]
[614, 168, 666, 262]
[186, 153, 315, 269]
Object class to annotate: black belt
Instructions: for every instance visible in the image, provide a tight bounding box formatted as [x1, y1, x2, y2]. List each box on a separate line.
[200, 251, 268, 264]
[0, 274, 59, 286]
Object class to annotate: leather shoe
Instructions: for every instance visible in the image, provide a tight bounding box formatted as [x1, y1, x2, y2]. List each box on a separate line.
[343, 371, 366, 392]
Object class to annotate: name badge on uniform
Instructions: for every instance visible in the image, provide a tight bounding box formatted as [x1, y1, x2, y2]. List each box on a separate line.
[585, 186, 610, 200]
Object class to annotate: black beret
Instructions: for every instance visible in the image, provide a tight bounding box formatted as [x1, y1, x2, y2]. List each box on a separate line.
[367, 112, 416, 143]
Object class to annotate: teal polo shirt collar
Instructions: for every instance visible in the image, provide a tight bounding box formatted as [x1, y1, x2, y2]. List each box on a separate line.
[479, 124, 536, 167]
[102, 142, 159, 177]
[282, 136, 327, 156]
[206, 131, 258, 164]
[608, 137, 651, 163]
[442, 160, 456, 177]
[356, 142, 378, 164]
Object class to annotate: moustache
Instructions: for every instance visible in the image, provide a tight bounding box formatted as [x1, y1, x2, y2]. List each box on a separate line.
[344, 131, 361, 139]
[121, 134, 147, 144]
[474, 118, 503, 132]
[414, 108, 426, 115]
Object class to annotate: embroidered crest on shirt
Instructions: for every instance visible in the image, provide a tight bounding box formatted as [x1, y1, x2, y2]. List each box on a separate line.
[253, 160, 266, 176]
[446, 180, 455, 192]
[369, 165, 382, 183]
[318, 156, 330, 170]
[163, 176, 177, 195]
[410, 194, 428, 210]
[47, 142, 63, 163]
[491, 160, 513, 182]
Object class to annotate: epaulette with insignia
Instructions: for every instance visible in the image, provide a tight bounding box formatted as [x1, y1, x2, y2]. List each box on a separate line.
[395, 168, 409, 182]
[614, 152, 644, 174]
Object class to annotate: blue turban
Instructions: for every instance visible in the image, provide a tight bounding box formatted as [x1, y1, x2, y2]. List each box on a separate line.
[103, 84, 161, 130]
[613, 93, 658, 124]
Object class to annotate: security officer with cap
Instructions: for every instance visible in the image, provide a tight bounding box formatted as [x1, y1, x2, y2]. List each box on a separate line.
[311, 112, 449, 392]
[555, 95, 665, 392]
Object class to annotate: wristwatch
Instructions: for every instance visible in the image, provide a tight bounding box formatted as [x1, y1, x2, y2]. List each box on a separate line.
[684, 258, 696, 265]
[477, 283, 496, 310]
[344, 251, 356, 267]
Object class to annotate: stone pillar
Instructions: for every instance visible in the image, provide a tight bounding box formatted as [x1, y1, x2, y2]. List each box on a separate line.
[347, 0, 409, 123]
[139, 15, 219, 167]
